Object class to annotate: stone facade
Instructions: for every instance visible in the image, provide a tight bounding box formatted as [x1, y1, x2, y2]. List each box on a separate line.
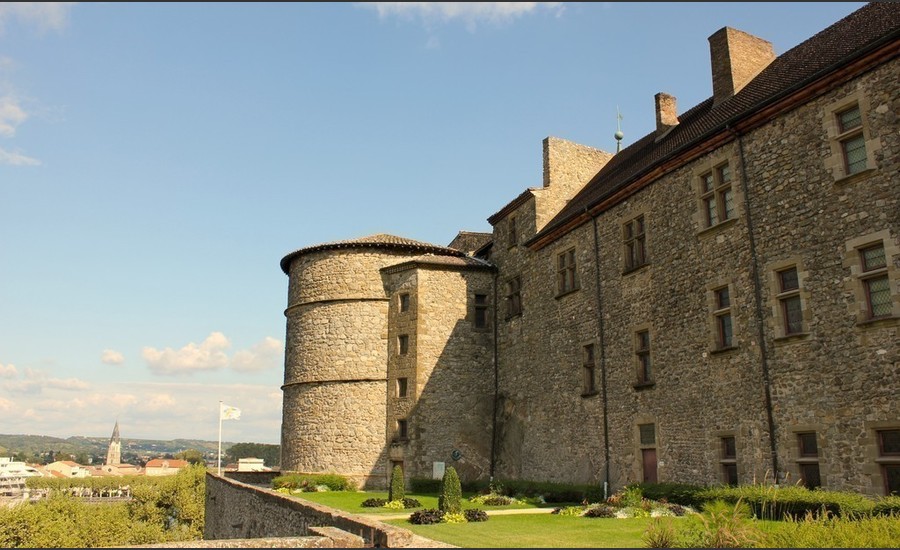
[280, 4, 899, 497]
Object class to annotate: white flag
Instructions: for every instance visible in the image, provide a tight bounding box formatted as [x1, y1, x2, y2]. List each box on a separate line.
[220, 403, 241, 420]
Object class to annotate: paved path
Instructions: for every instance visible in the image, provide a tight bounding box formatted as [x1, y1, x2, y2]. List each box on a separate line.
[359, 506, 557, 521]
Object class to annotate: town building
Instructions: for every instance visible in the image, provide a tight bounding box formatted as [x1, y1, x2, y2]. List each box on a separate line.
[279, 3, 899, 496]
[144, 458, 189, 477]
[105, 420, 122, 466]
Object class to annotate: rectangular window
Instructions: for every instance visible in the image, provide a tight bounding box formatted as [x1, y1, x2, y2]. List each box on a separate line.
[396, 377, 408, 398]
[721, 436, 738, 485]
[797, 432, 821, 489]
[399, 293, 410, 313]
[639, 424, 657, 483]
[398, 334, 409, 355]
[714, 287, 733, 349]
[474, 294, 489, 329]
[557, 248, 578, 295]
[624, 215, 647, 271]
[878, 429, 900, 495]
[582, 344, 596, 395]
[778, 267, 804, 335]
[700, 163, 735, 228]
[506, 276, 522, 318]
[397, 419, 408, 440]
[837, 105, 867, 175]
[860, 243, 891, 319]
[508, 216, 517, 248]
[635, 330, 652, 385]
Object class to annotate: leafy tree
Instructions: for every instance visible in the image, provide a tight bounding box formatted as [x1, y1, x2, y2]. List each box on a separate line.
[438, 466, 462, 513]
[389, 464, 405, 502]
[226, 442, 280, 467]
[175, 449, 205, 465]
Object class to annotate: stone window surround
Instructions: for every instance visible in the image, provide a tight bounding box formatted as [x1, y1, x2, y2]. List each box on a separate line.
[843, 230, 899, 327]
[715, 431, 739, 486]
[555, 245, 579, 298]
[581, 341, 598, 398]
[861, 420, 900, 496]
[707, 279, 739, 354]
[396, 419, 408, 442]
[766, 258, 812, 343]
[699, 161, 735, 228]
[823, 90, 880, 184]
[622, 210, 649, 275]
[505, 275, 522, 320]
[473, 292, 491, 331]
[693, 148, 742, 237]
[398, 334, 409, 355]
[632, 323, 654, 389]
[508, 215, 518, 249]
[634, 418, 659, 483]
[399, 293, 410, 313]
[783, 424, 829, 489]
[396, 377, 408, 399]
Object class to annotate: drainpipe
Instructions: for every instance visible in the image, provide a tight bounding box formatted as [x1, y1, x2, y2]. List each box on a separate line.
[589, 208, 612, 495]
[727, 125, 780, 481]
[489, 270, 499, 480]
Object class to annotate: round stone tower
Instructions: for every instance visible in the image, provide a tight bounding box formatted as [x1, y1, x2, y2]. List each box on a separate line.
[279, 234, 467, 489]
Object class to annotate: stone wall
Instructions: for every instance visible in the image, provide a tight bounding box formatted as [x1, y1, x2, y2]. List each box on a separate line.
[204, 473, 447, 548]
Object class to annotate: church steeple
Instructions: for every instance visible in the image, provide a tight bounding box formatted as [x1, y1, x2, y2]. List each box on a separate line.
[105, 420, 121, 466]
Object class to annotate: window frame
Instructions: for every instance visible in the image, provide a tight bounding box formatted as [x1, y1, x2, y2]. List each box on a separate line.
[474, 293, 489, 330]
[623, 215, 647, 273]
[557, 247, 579, 296]
[508, 216, 518, 248]
[720, 435, 738, 486]
[396, 419, 408, 441]
[699, 162, 735, 228]
[582, 344, 597, 396]
[398, 334, 409, 355]
[713, 286, 734, 350]
[860, 243, 891, 320]
[399, 293, 410, 313]
[634, 329, 653, 387]
[777, 267, 804, 335]
[505, 276, 522, 319]
[877, 429, 900, 495]
[836, 104, 867, 176]
[396, 377, 408, 399]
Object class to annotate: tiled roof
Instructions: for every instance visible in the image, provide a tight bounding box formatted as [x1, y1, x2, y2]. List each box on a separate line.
[447, 231, 493, 254]
[531, 2, 900, 247]
[488, 189, 537, 225]
[381, 254, 496, 274]
[145, 458, 189, 468]
[281, 233, 466, 274]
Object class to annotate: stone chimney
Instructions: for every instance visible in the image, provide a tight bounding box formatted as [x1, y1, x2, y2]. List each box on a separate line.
[708, 27, 776, 105]
[655, 92, 678, 136]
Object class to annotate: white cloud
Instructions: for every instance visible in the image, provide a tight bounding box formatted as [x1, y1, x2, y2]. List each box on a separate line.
[0, 397, 12, 412]
[144, 393, 177, 411]
[143, 331, 232, 375]
[358, 2, 564, 29]
[0, 363, 17, 379]
[0, 3, 77, 33]
[46, 377, 89, 391]
[231, 337, 283, 373]
[101, 349, 125, 365]
[0, 96, 27, 137]
[0, 147, 40, 166]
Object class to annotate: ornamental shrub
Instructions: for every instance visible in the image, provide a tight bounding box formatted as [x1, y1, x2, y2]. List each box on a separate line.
[361, 498, 387, 508]
[583, 504, 616, 518]
[464, 509, 489, 522]
[389, 464, 405, 502]
[402, 497, 422, 509]
[438, 466, 462, 514]
[409, 508, 444, 525]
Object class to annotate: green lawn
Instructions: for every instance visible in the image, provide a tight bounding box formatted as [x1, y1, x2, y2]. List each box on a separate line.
[385, 514, 652, 548]
[291, 490, 540, 515]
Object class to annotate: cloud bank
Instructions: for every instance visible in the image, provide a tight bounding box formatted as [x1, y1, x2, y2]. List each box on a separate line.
[0, 3, 77, 33]
[101, 349, 125, 365]
[143, 332, 283, 376]
[358, 2, 564, 29]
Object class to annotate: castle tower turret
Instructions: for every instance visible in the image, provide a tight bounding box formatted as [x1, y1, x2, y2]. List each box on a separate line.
[279, 234, 470, 489]
[105, 420, 121, 466]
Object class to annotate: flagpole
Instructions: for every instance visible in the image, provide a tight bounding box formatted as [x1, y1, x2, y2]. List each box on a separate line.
[217, 400, 223, 476]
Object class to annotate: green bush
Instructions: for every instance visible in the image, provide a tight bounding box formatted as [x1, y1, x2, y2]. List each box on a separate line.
[764, 512, 900, 548]
[487, 479, 600, 503]
[632, 481, 707, 507]
[698, 484, 875, 519]
[272, 473, 354, 492]
[872, 495, 900, 516]
[438, 466, 462, 514]
[389, 464, 405, 502]
[409, 477, 442, 494]
[464, 509, 489, 522]
[402, 497, 422, 509]
[361, 498, 387, 508]
[584, 504, 617, 518]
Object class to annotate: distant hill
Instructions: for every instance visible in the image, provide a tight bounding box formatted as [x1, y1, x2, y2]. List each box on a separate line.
[0, 433, 236, 464]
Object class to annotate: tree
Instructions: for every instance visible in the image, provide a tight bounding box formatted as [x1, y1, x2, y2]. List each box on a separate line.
[226, 442, 280, 467]
[175, 449, 205, 465]
[389, 464, 404, 502]
[438, 466, 461, 513]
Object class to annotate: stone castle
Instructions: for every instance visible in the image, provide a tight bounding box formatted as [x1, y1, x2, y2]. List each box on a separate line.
[279, 3, 899, 496]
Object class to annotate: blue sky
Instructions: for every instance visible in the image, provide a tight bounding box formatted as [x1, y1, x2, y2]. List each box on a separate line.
[0, 2, 867, 445]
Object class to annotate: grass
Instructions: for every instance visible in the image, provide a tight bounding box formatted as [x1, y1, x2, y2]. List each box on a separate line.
[289, 490, 540, 515]
[385, 514, 652, 548]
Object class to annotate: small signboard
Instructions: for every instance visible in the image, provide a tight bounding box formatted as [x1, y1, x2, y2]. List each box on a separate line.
[433, 461, 446, 479]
